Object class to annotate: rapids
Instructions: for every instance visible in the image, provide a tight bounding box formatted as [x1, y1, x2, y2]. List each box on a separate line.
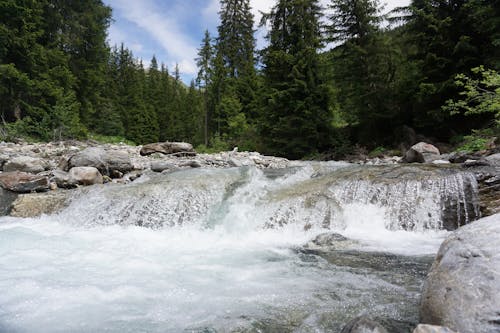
[0, 163, 479, 332]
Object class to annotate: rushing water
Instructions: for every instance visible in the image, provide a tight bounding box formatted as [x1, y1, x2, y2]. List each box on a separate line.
[0, 163, 479, 332]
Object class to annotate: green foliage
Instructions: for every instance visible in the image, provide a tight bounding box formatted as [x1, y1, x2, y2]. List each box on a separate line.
[88, 133, 136, 146]
[453, 128, 499, 153]
[443, 66, 500, 123]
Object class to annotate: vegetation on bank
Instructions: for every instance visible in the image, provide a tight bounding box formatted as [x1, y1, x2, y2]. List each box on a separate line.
[0, 0, 498, 158]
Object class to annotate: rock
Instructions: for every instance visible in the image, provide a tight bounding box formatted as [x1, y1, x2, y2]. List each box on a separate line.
[228, 157, 255, 167]
[0, 154, 9, 169]
[413, 324, 456, 333]
[180, 160, 202, 168]
[448, 152, 481, 164]
[51, 169, 77, 189]
[3, 156, 47, 173]
[68, 147, 132, 176]
[68, 167, 103, 185]
[462, 158, 490, 167]
[341, 316, 389, 333]
[0, 187, 18, 215]
[10, 191, 71, 217]
[150, 161, 179, 173]
[140, 142, 195, 156]
[485, 153, 500, 167]
[303, 232, 353, 251]
[0, 171, 50, 193]
[403, 142, 440, 163]
[420, 213, 500, 333]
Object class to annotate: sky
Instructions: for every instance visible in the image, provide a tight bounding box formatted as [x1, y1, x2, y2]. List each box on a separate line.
[104, 0, 410, 83]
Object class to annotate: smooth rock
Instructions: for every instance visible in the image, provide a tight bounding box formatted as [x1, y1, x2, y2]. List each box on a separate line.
[485, 153, 500, 167]
[180, 160, 202, 168]
[303, 232, 354, 251]
[0, 171, 49, 193]
[51, 169, 77, 189]
[150, 161, 179, 173]
[403, 142, 440, 163]
[0, 187, 18, 215]
[462, 158, 490, 167]
[140, 142, 195, 156]
[68, 167, 103, 185]
[420, 213, 500, 333]
[431, 160, 450, 165]
[10, 191, 71, 217]
[413, 324, 456, 333]
[68, 147, 133, 176]
[341, 316, 389, 333]
[3, 156, 47, 173]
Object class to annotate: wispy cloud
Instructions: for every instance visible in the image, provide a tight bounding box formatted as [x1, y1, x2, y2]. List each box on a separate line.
[107, 0, 199, 75]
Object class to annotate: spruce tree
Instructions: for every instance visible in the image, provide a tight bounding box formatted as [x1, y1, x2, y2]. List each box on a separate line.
[196, 30, 213, 146]
[260, 0, 333, 158]
[213, 0, 257, 143]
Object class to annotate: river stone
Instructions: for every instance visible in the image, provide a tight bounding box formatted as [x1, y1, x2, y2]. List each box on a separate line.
[10, 191, 71, 218]
[485, 153, 500, 167]
[3, 156, 47, 173]
[68, 167, 103, 185]
[68, 147, 133, 176]
[403, 142, 440, 163]
[150, 161, 179, 173]
[0, 171, 49, 193]
[140, 142, 195, 156]
[341, 316, 389, 333]
[413, 324, 456, 333]
[52, 169, 77, 189]
[420, 213, 500, 333]
[0, 187, 18, 215]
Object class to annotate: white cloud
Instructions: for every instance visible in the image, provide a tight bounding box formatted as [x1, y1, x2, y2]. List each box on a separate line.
[108, 0, 198, 75]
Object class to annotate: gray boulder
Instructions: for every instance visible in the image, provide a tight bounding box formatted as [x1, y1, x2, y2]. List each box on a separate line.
[0, 171, 49, 193]
[10, 191, 71, 218]
[3, 156, 47, 173]
[403, 142, 440, 163]
[341, 316, 389, 333]
[140, 142, 195, 156]
[413, 324, 456, 333]
[420, 213, 500, 333]
[485, 153, 500, 167]
[68, 147, 132, 176]
[0, 187, 18, 215]
[51, 169, 77, 189]
[68, 167, 103, 185]
[150, 161, 179, 173]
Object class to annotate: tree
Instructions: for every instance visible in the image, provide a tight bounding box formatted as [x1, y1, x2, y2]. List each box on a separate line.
[196, 30, 213, 146]
[213, 0, 258, 143]
[443, 66, 500, 124]
[260, 0, 333, 158]
[404, 0, 500, 134]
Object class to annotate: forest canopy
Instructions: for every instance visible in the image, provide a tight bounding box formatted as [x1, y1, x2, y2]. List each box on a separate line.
[0, 0, 498, 159]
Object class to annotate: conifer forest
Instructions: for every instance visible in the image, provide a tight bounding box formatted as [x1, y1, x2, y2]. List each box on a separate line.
[1, 0, 499, 159]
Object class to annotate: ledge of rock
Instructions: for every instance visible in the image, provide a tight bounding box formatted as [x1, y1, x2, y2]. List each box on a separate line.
[68, 147, 132, 177]
[0, 171, 49, 193]
[10, 191, 72, 218]
[420, 213, 500, 333]
[140, 142, 195, 156]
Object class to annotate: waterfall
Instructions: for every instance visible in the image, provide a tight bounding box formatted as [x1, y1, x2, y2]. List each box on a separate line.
[0, 163, 481, 333]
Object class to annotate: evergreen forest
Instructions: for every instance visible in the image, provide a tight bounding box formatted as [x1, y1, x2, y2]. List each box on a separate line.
[1, 0, 499, 159]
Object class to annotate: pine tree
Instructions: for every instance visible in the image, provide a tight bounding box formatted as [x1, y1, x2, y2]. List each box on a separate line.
[196, 30, 213, 146]
[213, 0, 257, 143]
[260, 0, 333, 158]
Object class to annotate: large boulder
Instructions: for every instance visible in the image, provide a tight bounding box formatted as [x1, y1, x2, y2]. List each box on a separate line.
[0, 187, 18, 215]
[68, 147, 132, 176]
[403, 142, 440, 163]
[3, 156, 47, 173]
[68, 167, 103, 185]
[140, 142, 195, 156]
[0, 171, 49, 193]
[420, 213, 500, 333]
[10, 191, 71, 218]
[485, 152, 500, 167]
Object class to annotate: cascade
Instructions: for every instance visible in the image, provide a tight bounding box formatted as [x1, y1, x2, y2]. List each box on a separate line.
[0, 163, 481, 333]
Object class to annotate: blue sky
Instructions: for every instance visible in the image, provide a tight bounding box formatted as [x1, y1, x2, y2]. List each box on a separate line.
[104, 0, 410, 83]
